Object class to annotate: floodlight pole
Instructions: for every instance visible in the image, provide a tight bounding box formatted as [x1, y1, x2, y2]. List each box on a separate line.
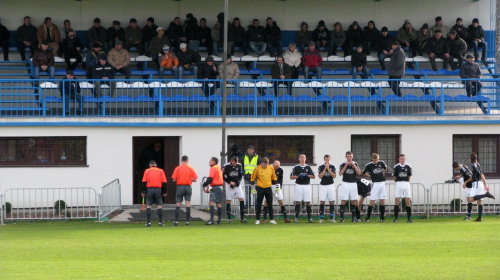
[496, 0, 499, 74]
[220, 0, 229, 216]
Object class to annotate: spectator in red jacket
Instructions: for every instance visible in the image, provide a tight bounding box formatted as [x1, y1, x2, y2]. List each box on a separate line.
[301, 41, 322, 80]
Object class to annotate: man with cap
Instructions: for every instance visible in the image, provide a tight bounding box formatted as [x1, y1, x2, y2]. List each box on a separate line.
[396, 19, 418, 57]
[448, 30, 467, 71]
[351, 44, 369, 79]
[125, 18, 144, 54]
[16, 16, 38, 61]
[452, 18, 468, 41]
[107, 41, 131, 79]
[460, 54, 487, 114]
[86, 43, 105, 80]
[343, 21, 363, 57]
[385, 41, 405, 97]
[417, 23, 431, 56]
[430, 16, 450, 38]
[107, 20, 125, 49]
[92, 53, 115, 101]
[176, 43, 200, 79]
[149, 27, 170, 70]
[59, 70, 83, 116]
[376, 27, 394, 71]
[467, 18, 487, 61]
[88, 18, 108, 51]
[242, 145, 261, 209]
[425, 30, 450, 71]
[33, 41, 55, 80]
[142, 17, 158, 57]
[159, 45, 179, 79]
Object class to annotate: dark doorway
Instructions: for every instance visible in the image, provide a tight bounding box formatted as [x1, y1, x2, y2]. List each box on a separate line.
[133, 137, 179, 204]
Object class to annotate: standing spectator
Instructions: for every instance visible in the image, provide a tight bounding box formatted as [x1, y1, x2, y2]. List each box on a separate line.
[396, 19, 418, 57]
[62, 20, 72, 39]
[283, 43, 301, 80]
[290, 154, 316, 223]
[375, 27, 394, 71]
[60, 29, 83, 70]
[166, 17, 186, 50]
[223, 157, 247, 224]
[392, 154, 413, 223]
[202, 157, 224, 225]
[184, 13, 199, 52]
[351, 44, 369, 79]
[448, 30, 467, 71]
[219, 55, 240, 92]
[295, 22, 311, 55]
[230, 18, 249, 56]
[142, 17, 157, 57]
[343, 21, 364, 57]
[107, 41, 131, 79]
[176, 43, 200, 79]
[199, 56, 219, 97]
[158, 45, 179, 80]
[271, 56, 292, 96]
[92, 53, 115, 98]
[211, 21, 221, 56]
[425, 30, 450, 71]
[429, 16, 450, 37]
[452, 18, 468, 41]
[149, 27, 170, 70]
[0, 20, 10, 61]
[33, 42, 55, 80]
[141, 160, 168, 227]
[171, 155, 198, 226]
[248, 19, 266, 56]
[107, 21, 126, 50]
[417, 23, 431, 56]
[37, 17, 60, 56]
[88, 18, 107, 51]
[85, 43, 104, 80]
[467, 18, 487, 61]
[385, 41, 406, 97]
[338, 151, 362, 223]
[363, 20, 380, 55]
[313, 20, 330, 51]
[329, 22, 345, 56]
[59, 70, 83, 116]
[16, 16, 38, 61]
[301, 41, 322, 80]
[251, 157, 279, 225]
[198, 18, 212, 55]
[264, 17, 282, 57]
[241, 145, 260, 209]
[125, 18, 143, 54]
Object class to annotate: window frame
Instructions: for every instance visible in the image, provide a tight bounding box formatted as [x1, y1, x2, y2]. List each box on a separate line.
[351, 134, 401, 177]
[452, 134, 500, 177]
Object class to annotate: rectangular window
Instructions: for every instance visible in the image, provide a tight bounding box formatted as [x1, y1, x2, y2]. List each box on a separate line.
[0, 137, 87, 167]
[351, 135, 400, 172]
[228, 136, 314, 164]
[453, 135, 499, 176]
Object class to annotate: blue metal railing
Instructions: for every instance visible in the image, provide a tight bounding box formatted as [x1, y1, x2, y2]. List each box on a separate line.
[0, 78, 498, 117]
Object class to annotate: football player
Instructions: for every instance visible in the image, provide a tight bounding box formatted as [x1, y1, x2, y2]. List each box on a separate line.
[290, 154, 315, 223]
[452, 161, 473, 220]
[223, 156, 247, 223]
[362, 153, 388, 222]
[393, 154, 413, 223]
[356, 178, 372, 222]
[339, 151, 362, 223]
[463, 153, 495, 222]
[262, 160, 291, 223]
[317, 154, 337, 223]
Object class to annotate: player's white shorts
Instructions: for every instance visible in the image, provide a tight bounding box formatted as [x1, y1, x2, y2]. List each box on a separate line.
[319, 184, 336, 202]
[470, 181, 485, 200]
[370, 182, 387, 201]
[271, 184, 283, 201]
[225, 183, 244, 200]
[340, 182, 358, 201]
[294, 184, 311, 202]
[395, 181, 411, 198]
[458, 178, 473, 197]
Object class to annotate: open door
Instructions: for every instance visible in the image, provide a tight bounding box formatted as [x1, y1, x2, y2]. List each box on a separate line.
[133, 137, 179, 204]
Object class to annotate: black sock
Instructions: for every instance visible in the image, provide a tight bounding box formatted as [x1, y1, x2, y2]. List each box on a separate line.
[367, 205, 373, 219]
[319, 204, 325, 218]
[306, 206, 312, 220]
[356, 206, 362, 219]
[174, 206, 180, 222]
[217, 207, 222, 222]
[226, 203, 232, 220]
[351, 204, 356, 220]
[210, 205, 215, 222]
[467, 203, 472, 217]
[295, 204, 300, 219]
[240, 201, 245, 220]
[146, 208, 151, 223]
[329, 205, 335, 219]
[406, 206, 412, 219]
[158, 208, 163, 223]
[340, 205, 345, 219]
[380, 205, 385, 219]
[478, 205, 483, 219]
[281, 206, 287, 219]
[263, 207, 268, 220]
[473, 194, 487, 201]
[394, 205, 400, 219]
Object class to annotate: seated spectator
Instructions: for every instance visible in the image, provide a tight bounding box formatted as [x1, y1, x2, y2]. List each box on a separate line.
[107, 41, 131, 79]
[0, 21, 10, 61]
[230, 18, 249, 56]
[199, 56, 219, 113]
[448, 30, 467, 71]
[184, 13, 200, 52]
[467, 18, 487, 61]
[396, 19, 418, 57]
[60, 29, 83, 70]
[248, 19, 267, 56]
[33, 41, 55, 80]
[295, 22, 311, 55]
[166, 17, 186, 50]
[176, 43, 200, 79]
[198, 18, 212, 55]
[430, 16, 450, 37]
[142, 17, 158, 57]
[425, 30, 450, 71]
[329, 22, 345, 56]
[149, 27, 170, 70]
[452, 18, 468, 41]
[85, 43, 105, 80]
[92, 53, 115, 99]
[271, 56, 292, 96]
[219, 55, 240, 93]
[363, 20, 380, 55]
[125, 18, 144, 54]
[417, 23, 431, 56]
[351, 44, 369, 79]
[16, 16, 38, 61]
[283, 43, 301, 80]
[88, 18, 108, 52]
[460, 54, 486, 113]
[313, 20, 330, 51]
[37, 17, 61, 56]
[159, 45, 179, 80]
[59, 70, 83, 115]
[343, 21, 363, 57]
[376, 27, 394, 71]
[264, 17, 282, 57]
[301, 41, 322, 80]
[211, 21, 222, 56]
[107, 21, 126, 50]
[386, 41, 406, 97]
[62, 19, 72, 39]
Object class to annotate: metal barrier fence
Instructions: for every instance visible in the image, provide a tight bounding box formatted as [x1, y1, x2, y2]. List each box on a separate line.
[0, 194, 4, 225]
[99, 179, 121, 221]
[0, 78, 497, 117]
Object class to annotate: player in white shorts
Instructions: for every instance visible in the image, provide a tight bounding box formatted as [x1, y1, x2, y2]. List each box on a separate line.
[262, 161, 291, 223]
[223, 157, 247, 223]
[362, 153, 388, 223]
[339, 151, 362, 223]
[393, 154, 413, 223]
[290, 154, 315, 223]
[452, 161, 474, 220]
[317, 154, 337, 223]
[463, 153, 495, 222]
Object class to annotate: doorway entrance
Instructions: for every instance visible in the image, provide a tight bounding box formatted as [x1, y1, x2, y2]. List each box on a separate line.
[132, 137, 179, 204]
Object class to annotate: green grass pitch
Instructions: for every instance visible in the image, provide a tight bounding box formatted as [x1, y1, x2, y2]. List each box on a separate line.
[0, 216, 499, 279]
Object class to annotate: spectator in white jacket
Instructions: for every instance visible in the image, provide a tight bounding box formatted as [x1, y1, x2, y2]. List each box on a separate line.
[283, 43, 302, 79]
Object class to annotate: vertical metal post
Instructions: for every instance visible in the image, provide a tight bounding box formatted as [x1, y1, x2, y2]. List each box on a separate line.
[220, 0, 229, 217]
[495, 0, 499, 74]
[1, 194, 4, 225]
[426, 188, 430, 219]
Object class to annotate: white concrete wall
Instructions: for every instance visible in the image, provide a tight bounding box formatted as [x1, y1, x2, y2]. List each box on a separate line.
[0, 0, 492, 31]
[0, 122, 498, 205]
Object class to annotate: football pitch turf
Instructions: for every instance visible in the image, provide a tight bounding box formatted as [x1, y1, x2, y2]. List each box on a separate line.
[1, 216, 499, 280]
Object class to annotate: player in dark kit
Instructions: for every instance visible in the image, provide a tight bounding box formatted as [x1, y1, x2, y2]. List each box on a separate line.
[339, 151, 362, 223]
[463, 153, 495, 222]
[356, 178, 372, 221]
[318, 154, 337, 223]
[393, 154, 413, 223]
[363, 153, 388, 222]
[262, 160, 290, 223]
[290, 154, 315, 223]
[223, 157, 247, 223]
[452, 161, 473, 220]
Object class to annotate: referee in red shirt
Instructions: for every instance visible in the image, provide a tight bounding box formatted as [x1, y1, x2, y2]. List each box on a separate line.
[171, 155, 198, 226]
[142, 160, 168, 227]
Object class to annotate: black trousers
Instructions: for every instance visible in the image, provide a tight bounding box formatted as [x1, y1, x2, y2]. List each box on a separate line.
[389, 76, 402, 97]
[255, 186, 273, 220]
[273, 80, 292, 96]
[464, 80, 482, 97]
[18, 43, 37, 61]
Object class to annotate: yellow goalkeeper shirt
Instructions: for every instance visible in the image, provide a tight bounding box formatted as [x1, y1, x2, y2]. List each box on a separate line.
[250, 165, 277, 188]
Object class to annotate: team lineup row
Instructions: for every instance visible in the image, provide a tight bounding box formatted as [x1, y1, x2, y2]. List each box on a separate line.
[140, 151, 495, 227]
